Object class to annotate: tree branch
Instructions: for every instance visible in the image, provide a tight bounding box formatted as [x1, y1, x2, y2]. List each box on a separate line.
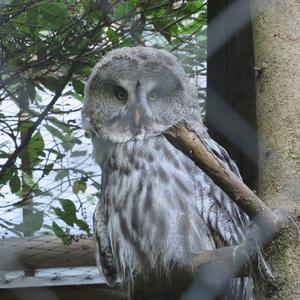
[0, 63, 76, 182]
[0, 234, 245, 276]
[164, 121, 279, 232]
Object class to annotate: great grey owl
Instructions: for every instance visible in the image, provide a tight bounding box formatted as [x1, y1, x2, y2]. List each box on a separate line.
[82, 47, 252, 299]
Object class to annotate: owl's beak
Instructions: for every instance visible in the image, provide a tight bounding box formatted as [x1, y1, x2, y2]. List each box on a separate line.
[133, 108, 141, 127]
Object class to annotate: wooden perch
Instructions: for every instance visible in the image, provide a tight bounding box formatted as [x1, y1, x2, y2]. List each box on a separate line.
[0, 235, 96, 271]
[0, 234, 249, 276]
[0, 235, 251, 298]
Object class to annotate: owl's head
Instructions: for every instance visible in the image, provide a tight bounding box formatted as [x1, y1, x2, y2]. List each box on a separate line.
[82, 47, 201, 143]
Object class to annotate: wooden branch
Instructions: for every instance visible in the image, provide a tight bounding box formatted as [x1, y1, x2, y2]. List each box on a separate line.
[0, 235, 248, 277]
[164, 122, 279, 232]
[0, 234, 252, 298]
[0, 235, 96, 271]
[131, 240, 254, 299]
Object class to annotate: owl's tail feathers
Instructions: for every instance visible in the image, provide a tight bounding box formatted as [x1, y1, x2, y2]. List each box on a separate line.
[95, 241, 118, 286]
[226, 277, 254, 300]
[181, 269, 254, 300]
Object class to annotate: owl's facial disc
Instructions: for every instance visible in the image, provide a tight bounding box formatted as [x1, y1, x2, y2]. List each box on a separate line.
[82, 49, 192, 143]
[92, 74, 184, 142]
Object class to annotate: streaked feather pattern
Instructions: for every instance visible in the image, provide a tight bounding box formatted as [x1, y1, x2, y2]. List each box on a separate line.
[92, 132, 252, 298]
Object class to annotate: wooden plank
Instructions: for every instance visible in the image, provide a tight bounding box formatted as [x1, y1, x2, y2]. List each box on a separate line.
[0, 272, 105, 289]
[0, 285, 129, 300]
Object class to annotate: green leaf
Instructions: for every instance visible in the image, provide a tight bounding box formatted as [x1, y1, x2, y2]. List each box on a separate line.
[72, 79, 85, 96]
[28, 131, 45, 162]
[113, 2, 135, 19]
[72, 180, 87, 194]
[14, 210, 44, 233]
[40, 76, 60, 92]
[75, 219, 90, 234]
[9, 174, 21, 193]
[60, 199, 77, 215]
[34, 189, 53, 197]
[107, 28, 119, 45]
[45, 124, 65, 141]
[49, 119, 71, 133]
[64, 91, 83, 102]
[52, 221, 70, 245]
[28, 131, 44, 153]
[87, 195, 97, 205]
[23, 173, 38, 190]
[182, 1, 206, 13]
[39, 3, 69, 30]
[70, 150, 87, 157]
[53, 199, 90, 234]
[61, 134, 82, 151]
[53, 199, 77, 227]
[0, 150, 10, 159]
[0, 166, 15, 185]
[92, 182, 101, 190]
[43, 163, 54, 176]
[54, 207, 75, 226]
[54, 170, 69, 181]
[75, 65, 92, 75]
[25, 7, 39, 30]
[52, 221, 65, 237]
[25, 79, 36, 101]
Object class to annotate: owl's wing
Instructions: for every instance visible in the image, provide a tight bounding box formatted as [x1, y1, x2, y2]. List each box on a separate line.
[204, 136, 249, 244]
[93, 198, 118, 286]
[187, 122, 249, 247]
[197, 139, 255, 298]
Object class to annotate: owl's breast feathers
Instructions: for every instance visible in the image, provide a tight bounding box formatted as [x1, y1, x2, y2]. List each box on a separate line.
[94, 134, 249, 284]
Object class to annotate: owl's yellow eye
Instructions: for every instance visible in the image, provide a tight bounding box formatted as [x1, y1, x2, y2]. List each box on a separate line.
[148, 91, 158, 101]
[115, 87, 128, 101]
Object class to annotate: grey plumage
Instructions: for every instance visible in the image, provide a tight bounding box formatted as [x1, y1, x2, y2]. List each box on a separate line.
[82, 47, 253, 299]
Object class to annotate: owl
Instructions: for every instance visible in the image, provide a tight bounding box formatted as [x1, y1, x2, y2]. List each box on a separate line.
[82, 47, 253, 299]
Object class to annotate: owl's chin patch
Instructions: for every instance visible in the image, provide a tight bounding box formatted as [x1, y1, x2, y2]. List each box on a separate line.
[100, 127, 147, 143]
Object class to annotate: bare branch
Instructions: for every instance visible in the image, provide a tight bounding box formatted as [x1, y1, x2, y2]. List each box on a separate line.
[164, 121, 278, 232]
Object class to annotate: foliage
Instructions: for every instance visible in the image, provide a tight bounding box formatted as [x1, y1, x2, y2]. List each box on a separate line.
[0, 0, 207, 240]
